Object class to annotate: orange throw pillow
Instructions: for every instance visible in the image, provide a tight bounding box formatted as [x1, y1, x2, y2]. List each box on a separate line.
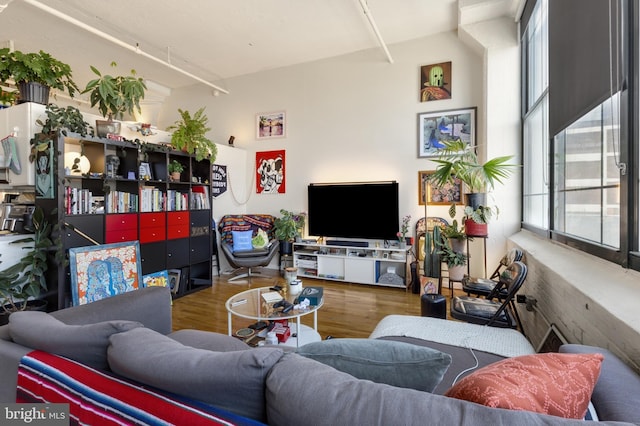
[444, 352, 603, 419]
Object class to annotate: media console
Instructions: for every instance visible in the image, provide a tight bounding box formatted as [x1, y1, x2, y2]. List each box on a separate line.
[293, 242, 410, 288]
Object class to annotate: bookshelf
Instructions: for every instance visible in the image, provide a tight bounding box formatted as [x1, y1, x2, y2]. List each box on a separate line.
[36, 133, 214, 309]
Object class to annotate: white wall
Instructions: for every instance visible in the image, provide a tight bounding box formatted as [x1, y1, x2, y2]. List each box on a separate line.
[161, 31, 490, 260]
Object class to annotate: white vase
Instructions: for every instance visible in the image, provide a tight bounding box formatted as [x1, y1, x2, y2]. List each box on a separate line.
[448, 265, 465, 281]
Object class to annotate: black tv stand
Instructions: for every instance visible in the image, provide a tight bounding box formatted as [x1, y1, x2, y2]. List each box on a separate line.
[326, 240, 369, 247]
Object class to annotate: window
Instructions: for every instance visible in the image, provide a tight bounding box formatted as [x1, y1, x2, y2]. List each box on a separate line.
[553, 94, 621, 248]
[521, 0, 631, 267]
[522, 0, 549, 232]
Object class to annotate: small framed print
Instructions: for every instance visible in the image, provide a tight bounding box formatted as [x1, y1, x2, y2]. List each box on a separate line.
[168, 269, 182, 294]
[139, 162, 152, 180]
[256, 111, 286, 139]
[418, 170, 465, 206]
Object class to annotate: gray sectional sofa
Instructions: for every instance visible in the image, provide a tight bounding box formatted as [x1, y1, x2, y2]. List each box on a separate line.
[0, 286, 638, 425]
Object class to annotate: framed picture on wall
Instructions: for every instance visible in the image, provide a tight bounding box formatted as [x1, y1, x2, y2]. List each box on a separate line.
[256, 111, 286, 139]
[417, 107, 476, 158]
[420, 61, 452, 102]
[418, 170, 465, 206]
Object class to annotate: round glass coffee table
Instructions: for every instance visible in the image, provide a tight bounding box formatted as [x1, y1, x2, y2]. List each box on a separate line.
[225, 286, 323, 347]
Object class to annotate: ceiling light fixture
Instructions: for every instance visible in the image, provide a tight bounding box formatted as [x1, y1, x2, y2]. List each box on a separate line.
[20, 0, 229, 94]
[358, 0, 394, 64]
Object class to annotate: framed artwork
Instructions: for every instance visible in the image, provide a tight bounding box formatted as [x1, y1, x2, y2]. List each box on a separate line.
[420, 61, 452, 102]
[417, 107, 476, 158]
[139, 162, 152, 180]
[143, 270, 169, 288]
[69, 241, 142, 306]
[256, 150, 285, 194]
[168, 269, 182, 294]
[418, 170, 465, 206]
[34, 138, 55, 199]
[256, 111, 286, 139]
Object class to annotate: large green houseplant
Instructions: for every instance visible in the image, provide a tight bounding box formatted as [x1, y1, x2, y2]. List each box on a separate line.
[166, 107, 217, 162]
[0, 48, 79, 104]
[274, 209, 306, 255]
[0, 207, 55, 316]
[429, 139, 515, 236]
[82, 62, 147, 137]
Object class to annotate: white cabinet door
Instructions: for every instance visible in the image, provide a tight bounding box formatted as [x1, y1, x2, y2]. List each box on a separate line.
[344, 257, 374, 284]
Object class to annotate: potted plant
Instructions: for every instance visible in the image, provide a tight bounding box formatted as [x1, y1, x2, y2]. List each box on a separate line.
[0, 207, 54, 321]
[166, 107, 217, 162]
[274, 209, 306, 255]
[0, 48, 79, 104]
[30, 104, 94, 175]
[440, 204, 466, 251]
[81, 62, 147, 137]
[429, 139, 515, 235]
[168, 160, 184, 182]
[437, 241, 468, 282]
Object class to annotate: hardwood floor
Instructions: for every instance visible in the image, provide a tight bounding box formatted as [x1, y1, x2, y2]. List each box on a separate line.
[171, 270, 465, 339]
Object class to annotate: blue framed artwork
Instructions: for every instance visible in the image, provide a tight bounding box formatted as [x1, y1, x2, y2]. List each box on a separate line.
[69, 241, 142, 306]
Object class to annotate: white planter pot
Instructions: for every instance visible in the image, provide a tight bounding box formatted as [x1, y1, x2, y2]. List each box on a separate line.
[448, 264, 465, 281]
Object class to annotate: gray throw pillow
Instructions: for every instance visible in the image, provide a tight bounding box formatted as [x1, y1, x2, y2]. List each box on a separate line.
[108, 327, 283, 422]
[9, 311, 142, 370]
[168, 329, 251, 351]
[296, 338, 452, 392]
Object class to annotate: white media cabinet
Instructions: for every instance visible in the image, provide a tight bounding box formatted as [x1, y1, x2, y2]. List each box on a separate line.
[293, 242, 410, 288]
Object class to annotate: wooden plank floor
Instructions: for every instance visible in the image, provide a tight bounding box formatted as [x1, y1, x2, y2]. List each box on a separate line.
[171, 270, 465, 339]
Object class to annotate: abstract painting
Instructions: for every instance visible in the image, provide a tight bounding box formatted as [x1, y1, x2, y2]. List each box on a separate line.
[69, 241, 142, 306]
[420, 61, 452, 102]
[417, 107, 476, 157]
[256, 150, 285, 194]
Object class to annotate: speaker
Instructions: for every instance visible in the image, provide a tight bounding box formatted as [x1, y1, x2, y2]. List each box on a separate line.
[421, 294, 446, 319]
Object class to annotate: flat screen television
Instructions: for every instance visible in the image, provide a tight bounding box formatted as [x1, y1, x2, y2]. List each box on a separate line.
[307, 181, 399, 241]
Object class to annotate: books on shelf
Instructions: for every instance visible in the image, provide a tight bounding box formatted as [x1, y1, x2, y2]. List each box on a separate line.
[139, 186, 165, 212]
[65, 187, 94, 215]
[105, 191, 138, 213]
[191, 185, 210, 209]
[166, 190, 188, 211]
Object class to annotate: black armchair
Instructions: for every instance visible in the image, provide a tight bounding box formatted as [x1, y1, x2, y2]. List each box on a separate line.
[218, 214, 279, 282]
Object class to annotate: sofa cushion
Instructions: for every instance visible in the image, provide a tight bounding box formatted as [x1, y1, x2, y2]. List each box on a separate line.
[266, 353, 584, 426]
[560, 344, 640, 423]
[232, 230, 254, 252]
[168, 329, 251, 351]
[108, 327, 283, 422]
[296, 338, 451, 392]
[444, 352, 603, 419]
[9, 311, 142, 370]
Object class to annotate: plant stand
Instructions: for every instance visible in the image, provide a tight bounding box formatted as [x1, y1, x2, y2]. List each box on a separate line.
[466, 236, 488, 278]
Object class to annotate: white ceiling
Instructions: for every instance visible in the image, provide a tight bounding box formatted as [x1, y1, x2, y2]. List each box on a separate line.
[0, 0, 518, 96]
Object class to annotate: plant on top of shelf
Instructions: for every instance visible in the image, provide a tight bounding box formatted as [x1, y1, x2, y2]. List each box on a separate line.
[0, 48, 80, 103]
[82, 62, 147, 120]
[166, 107, 217, 162]
[30, 103, 94, 164]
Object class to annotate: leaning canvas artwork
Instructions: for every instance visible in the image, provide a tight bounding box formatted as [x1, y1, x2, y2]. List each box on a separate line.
[69, 241, 142, 305]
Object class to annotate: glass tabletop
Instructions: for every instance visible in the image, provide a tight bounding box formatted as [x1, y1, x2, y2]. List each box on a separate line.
[225, 286, 323, 321]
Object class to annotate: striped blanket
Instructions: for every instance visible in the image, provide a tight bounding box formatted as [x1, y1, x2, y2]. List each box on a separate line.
[17, 351, 263, 426]
[218, 215, 275, 245]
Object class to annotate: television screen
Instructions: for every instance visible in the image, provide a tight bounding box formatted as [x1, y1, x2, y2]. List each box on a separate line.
[307, 181, 399, 241]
